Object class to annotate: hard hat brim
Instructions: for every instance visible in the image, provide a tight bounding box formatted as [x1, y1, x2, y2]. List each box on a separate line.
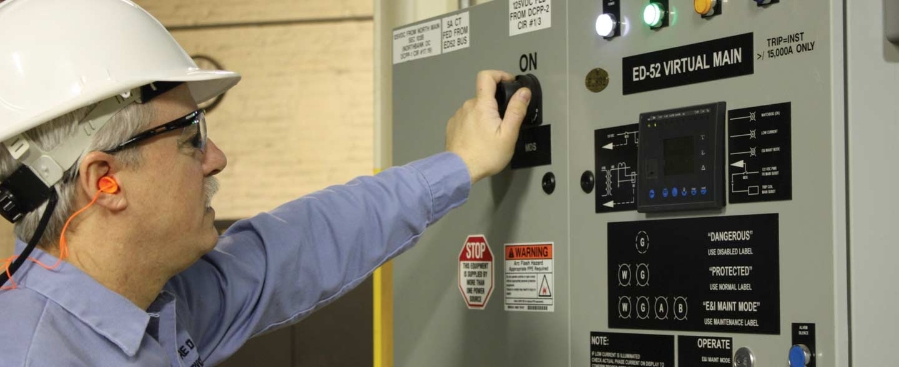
[3, 69, 241, 143]
[161, 69, 242, 107]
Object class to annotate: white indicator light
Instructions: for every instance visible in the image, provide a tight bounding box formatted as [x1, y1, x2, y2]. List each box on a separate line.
[595, 13, 617, 38]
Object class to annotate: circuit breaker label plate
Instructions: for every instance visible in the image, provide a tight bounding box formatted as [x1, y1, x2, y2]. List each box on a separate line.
[509, 0, 552, 37]
[594, 124, 639, 213]
[393, 19, 442, 64]
[728, 103, 792, 203]
[607, 214, 780, 334]
[441, 12, 470, 54]
[590, 332, 674, 367]
[505, 243, 554, 312]
[622, 33, 754, 95]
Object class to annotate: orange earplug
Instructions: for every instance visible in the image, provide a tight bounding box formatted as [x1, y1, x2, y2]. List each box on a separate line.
[98, 176, 118, 194]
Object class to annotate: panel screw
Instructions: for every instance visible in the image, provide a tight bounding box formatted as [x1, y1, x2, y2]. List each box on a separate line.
[542, 172, 556, 195]
[581, 171, 595, 193]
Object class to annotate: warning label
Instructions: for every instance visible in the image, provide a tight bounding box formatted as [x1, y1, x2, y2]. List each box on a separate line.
[505, 243, 554, 312]
[459, 235, 494, 309]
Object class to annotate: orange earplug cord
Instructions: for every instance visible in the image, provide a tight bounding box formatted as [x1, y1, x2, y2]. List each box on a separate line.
[0, 181, 114, 290]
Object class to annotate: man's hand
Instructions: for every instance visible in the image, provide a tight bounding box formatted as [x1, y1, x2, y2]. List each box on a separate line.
[446, 70, 531, 184]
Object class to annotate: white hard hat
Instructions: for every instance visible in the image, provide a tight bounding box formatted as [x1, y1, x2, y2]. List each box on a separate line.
[0, 0, 241, 143]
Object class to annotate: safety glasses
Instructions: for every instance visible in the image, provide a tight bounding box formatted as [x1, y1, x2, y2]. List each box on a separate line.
[104, 109, 206, 154]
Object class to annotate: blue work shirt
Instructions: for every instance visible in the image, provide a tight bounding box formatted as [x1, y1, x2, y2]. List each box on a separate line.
[0, 152, 470, 366]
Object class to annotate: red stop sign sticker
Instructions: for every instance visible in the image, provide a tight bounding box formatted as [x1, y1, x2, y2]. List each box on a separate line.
[458, 235, 494, 309]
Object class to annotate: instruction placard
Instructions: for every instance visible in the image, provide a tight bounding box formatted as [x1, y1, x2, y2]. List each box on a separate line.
[393, 19, 442, 64]
[505, 243, 554, 312]
[608, 214, 780, 334]
[441, 12, 469, 54]
[590, 332, 674, 367]
[459, 235, 494, 309]
[509, 0, 552, 37]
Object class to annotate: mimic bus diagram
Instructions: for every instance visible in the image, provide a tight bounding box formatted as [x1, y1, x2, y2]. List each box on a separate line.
[595, 124, 639, 213]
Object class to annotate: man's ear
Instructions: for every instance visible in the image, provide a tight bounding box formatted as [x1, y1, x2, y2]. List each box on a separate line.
[78, 151, 127, 211]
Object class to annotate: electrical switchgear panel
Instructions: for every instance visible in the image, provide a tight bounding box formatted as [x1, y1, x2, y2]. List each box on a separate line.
[390, 0, 889, 366]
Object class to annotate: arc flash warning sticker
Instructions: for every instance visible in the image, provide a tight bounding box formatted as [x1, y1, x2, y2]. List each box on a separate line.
[505, 243, 554, 312]
[459, 235, 494, 309]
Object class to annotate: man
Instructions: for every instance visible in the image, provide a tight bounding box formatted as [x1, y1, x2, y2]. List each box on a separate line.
[0, 0, 531, 366]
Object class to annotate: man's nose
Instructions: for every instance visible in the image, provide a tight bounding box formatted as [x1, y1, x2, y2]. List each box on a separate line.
[202, 139, 227, 176]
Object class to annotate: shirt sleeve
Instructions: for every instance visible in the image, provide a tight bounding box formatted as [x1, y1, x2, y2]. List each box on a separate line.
[163, 151, 471, 365]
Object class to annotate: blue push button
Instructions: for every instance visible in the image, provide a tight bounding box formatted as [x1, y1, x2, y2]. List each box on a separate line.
[662, 188, 669, 198]
[691, 188, 697, 196]
[789, 345, 810, 367]
[701, 188, 708, 195]
[681, 187, 687, 197]
[649, 189, 656, 199]
[672, 187, 678, 197]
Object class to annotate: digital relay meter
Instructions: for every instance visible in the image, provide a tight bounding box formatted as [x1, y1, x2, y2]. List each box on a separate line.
[637, 102, 726, 212]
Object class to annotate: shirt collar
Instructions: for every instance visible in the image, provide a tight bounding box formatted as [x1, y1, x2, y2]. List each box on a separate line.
[12, 240, 151, 357]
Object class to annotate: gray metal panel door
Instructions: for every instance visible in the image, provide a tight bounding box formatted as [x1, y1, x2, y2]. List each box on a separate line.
[392, 2, 570, 366]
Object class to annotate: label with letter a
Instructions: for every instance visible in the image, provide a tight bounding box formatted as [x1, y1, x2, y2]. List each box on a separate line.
[608, 214, 780, 334]
[505, 243, 554, 312]
[509, 0, 552, 37]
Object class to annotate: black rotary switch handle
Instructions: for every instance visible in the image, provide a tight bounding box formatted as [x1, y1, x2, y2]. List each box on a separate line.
[495, 74, 543, 127]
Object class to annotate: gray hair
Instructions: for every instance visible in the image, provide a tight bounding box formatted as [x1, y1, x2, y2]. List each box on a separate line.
[0, 102, 155, 248]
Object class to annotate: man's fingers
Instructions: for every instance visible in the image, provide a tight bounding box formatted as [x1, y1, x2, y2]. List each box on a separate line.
[501, 88, 531, 133]
[476, 70, 515, 102]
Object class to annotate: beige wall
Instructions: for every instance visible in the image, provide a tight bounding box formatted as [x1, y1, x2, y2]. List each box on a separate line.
[139, 0, 372, 27]
[0, 223, 13, 258]
[172, 21, 374, 218]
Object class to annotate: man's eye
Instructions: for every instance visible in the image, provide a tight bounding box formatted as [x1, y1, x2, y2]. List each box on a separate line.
[180, 125, 200, 148]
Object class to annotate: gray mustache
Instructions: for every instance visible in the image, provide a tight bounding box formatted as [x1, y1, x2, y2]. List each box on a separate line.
[204, 176, 219, 208]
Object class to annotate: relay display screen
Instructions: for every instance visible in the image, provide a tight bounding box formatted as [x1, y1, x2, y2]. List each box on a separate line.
[663, 136, 694, 176]
[637, 102, 725, 212]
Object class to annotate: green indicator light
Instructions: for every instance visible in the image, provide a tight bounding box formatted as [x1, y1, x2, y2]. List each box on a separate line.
[643, 2, 665, 28]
